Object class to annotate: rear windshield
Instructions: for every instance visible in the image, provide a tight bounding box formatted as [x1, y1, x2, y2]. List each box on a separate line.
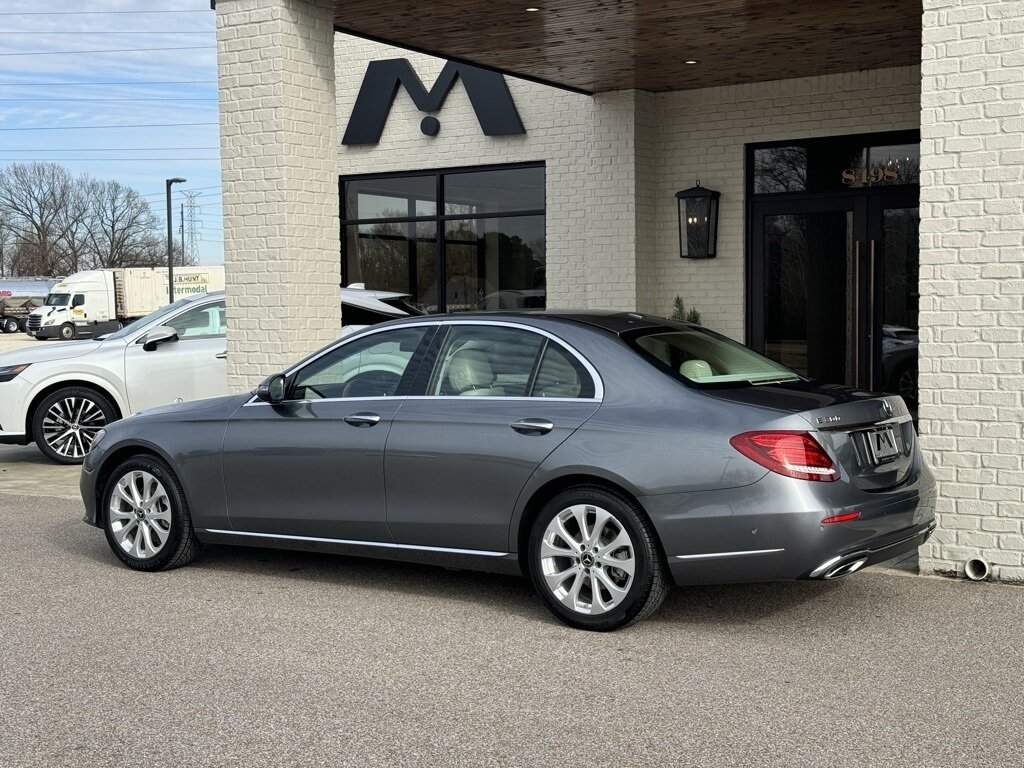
[625, 325, 801, 387]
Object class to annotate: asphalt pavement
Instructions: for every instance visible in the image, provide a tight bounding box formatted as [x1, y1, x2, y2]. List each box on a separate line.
[1, 489, 1023, 767]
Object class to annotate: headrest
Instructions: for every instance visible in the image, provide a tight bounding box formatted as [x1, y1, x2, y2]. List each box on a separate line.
[447, 348, 494, 393]
[680, 359, 714, 380]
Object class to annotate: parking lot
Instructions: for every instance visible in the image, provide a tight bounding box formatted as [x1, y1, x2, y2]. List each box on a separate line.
[0, 443, 1021, 767]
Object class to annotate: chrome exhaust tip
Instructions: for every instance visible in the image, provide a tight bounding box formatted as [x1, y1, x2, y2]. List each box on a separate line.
[809, 552, 869, 579]
[822, 557, 867, 580]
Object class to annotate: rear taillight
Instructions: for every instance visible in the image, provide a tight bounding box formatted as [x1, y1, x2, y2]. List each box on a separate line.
[729, 431, 839, 482]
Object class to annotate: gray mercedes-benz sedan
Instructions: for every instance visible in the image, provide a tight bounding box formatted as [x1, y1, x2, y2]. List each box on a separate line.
[81, 313, 936, 630]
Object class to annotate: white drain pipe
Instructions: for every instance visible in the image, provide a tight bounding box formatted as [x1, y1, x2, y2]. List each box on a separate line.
[964, 557, 991, 581]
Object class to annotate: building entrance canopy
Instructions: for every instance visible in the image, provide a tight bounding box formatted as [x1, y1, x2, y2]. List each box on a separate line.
[333, 0, 922, 93]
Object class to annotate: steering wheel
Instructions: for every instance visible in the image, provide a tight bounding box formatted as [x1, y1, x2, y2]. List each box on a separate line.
[342, 369, 402, 398]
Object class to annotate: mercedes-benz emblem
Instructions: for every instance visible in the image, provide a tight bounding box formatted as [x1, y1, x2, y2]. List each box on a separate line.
[881, 400, 894, 418]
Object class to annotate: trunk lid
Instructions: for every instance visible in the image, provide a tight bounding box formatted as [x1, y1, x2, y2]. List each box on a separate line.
[706, 381, 917, 491]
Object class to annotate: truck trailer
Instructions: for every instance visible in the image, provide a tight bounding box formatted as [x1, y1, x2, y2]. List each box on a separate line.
[26, 267, 226, 340]
[0, 278, 57, 334]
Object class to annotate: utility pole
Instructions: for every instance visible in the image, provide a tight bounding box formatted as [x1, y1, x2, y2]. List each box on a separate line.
[180, 203, 185, 264]
[164, 177, 186, 304]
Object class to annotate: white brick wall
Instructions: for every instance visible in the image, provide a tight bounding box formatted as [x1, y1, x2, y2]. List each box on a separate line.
[217, 0, 340, 389]
[918, 0, 1024, 581]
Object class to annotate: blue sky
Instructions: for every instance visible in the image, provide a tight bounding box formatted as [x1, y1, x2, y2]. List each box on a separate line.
[0, 0, 223, 264]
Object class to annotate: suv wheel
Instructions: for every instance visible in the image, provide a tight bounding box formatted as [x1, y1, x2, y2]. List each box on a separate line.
[32, 386, 117, 464]
[527, 486, 669, 631]
[102, 455, 201, 571]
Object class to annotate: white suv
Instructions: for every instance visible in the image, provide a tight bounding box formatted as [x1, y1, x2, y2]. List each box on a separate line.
[0, 287, 418, 463]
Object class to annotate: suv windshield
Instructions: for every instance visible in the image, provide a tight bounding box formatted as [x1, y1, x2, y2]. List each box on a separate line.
[44, 293, 69, 306]
[104, 297, 196, 340]
[626, 325, 801, 387]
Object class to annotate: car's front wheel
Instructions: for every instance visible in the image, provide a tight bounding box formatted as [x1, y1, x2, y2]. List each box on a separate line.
[527, 486, 669, 631]
[102, 455, 201, 571]
[32, 386, 117, 464]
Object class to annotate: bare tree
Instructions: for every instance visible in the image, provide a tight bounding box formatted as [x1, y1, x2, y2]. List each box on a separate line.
[85, 179, 164, 268]
[0, 162, 76, 276]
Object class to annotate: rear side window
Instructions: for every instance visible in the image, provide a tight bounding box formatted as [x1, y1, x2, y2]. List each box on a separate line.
[426, 325, 595, 398]
[627, 326, 799, 387]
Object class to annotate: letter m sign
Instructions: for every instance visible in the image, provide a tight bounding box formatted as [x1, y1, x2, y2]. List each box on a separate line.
[342, 59, 526, 145]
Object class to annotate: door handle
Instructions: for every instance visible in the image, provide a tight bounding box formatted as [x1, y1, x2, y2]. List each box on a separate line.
[344, 412, 381, 427]
[215, 351, 227, 360]
[510, 418, 554, 435]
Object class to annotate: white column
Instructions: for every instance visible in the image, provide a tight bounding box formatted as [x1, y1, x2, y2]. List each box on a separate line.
[918, 0, 1024, 581]
[584, 90, 658, 312]
[216, 0, 340, 390]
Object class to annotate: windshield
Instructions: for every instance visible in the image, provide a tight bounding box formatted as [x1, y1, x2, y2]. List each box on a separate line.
[44, 293, 69, 307]
[104, 297, 195, 340]
[626, 325, 801, 387]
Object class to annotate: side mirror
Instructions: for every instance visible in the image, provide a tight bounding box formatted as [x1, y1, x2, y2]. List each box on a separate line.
[256, 373, 287, 404]
[141, 325, 179, 352]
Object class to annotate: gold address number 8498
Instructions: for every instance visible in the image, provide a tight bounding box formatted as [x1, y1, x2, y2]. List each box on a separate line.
[842, 167, 899, 185]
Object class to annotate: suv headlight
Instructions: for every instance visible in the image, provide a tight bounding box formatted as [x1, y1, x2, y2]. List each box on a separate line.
[0, 363, 30, 383]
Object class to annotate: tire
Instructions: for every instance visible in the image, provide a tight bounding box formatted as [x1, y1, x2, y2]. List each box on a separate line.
[890, 362, 918, 406]
[2, 317, 18, 334]
[31, 386, 118, 465]
[527, 485, 669, 631]
[102, 454, 201, 571]
[59, 323, 77, 340]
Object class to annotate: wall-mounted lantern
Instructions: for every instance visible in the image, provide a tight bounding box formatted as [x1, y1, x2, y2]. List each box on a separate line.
[676, 181, 720, 259]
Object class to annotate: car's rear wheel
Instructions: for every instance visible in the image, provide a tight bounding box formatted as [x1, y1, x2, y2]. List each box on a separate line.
[527, 486, 669, 631]
[102, 455, 201, 571]
[32, 386, 117, 464]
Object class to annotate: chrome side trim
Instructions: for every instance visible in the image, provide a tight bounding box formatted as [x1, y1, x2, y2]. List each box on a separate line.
[674, 548, 785, 560]
[201, 528, 510, 558]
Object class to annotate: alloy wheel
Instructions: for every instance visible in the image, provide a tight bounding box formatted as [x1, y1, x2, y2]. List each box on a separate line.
[898, 367, 918, 404]
[41, 396, 108, 459]
[108, 471, 172, 560]
[540, 504, 636, 615]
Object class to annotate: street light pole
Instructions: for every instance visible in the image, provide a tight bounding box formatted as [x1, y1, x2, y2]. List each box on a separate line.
[165, 177, 187, 304]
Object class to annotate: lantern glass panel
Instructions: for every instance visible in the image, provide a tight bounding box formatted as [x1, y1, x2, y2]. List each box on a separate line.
[678, 194, 718, 258]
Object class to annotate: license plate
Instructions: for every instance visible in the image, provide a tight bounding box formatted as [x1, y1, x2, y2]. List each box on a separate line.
[867, 426, 899, 463]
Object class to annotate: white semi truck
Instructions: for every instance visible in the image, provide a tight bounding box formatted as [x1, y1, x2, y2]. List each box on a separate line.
[0, 278, 57, 334]
[26, 267, 225, 340]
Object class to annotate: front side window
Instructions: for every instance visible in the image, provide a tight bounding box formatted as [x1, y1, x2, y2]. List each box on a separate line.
[342, 164, 545, 314]
[428, 325, 594, 399]
[627, 326, 800, 387]
[290, 327, 428, 400]
[166, 300, 227, 340]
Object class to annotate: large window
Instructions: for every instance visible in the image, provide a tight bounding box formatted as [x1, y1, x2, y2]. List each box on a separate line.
[342, 164, 545, 314]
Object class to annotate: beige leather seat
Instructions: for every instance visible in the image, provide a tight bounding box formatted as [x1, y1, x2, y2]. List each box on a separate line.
[446, 348, 505, 396]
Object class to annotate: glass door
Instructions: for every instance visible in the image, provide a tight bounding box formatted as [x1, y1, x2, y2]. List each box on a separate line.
[870, 191, 920, 411]
[750, 197, 865, 388]
[750, 191, 920, 406]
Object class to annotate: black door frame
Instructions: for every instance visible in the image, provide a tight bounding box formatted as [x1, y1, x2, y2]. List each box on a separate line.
[748, 186, 918, 390]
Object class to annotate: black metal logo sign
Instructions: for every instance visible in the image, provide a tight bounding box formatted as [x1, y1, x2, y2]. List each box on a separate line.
[342, 58, 526, 145]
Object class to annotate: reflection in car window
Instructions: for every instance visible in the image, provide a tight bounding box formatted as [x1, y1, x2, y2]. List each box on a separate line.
[166, 301, 227, 340]
[290, 327, 427, 400]
[427, 325, 594, 398]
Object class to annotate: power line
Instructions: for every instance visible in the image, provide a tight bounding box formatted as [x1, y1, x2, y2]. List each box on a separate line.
[0, 122, 218, 131]
[0, 97, 218, 101]
[0, 10, 211, 15]
[0, 80, 217, 85]
[0, 147, 220, 151]
[0, 157, 220, 161]
[0, 31, 214, 35]
[0, 45, 216, 56]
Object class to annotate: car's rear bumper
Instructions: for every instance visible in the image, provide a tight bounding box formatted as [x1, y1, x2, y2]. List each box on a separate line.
[643, 460, 937, 586]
